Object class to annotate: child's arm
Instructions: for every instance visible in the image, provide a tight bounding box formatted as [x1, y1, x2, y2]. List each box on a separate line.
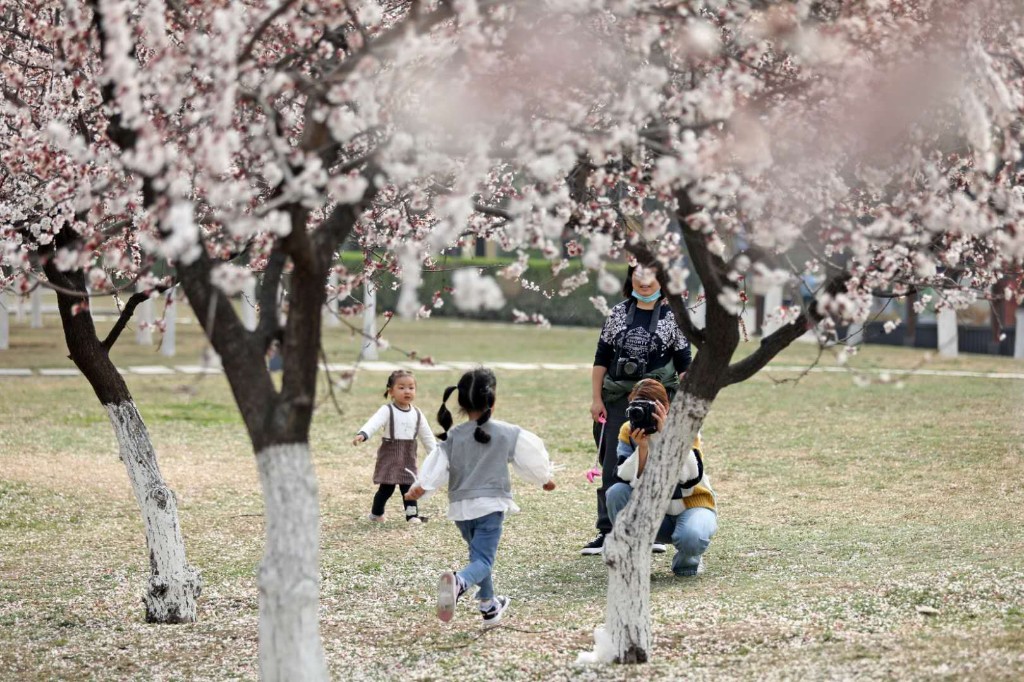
[415, 408, 437, 453]
[405, 443, 449, 501]
[510, 429, 555, 489]
[352, 405, 389, 445]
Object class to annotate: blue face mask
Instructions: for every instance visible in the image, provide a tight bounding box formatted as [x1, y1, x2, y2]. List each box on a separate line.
[632, 289, 661, 304]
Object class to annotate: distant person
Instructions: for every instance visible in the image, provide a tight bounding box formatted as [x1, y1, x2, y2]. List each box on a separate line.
[353, 370, 435, 523]
[607, 379, 717, 576]
[405, 367, 556, 628]
[582, 262, 692, 556]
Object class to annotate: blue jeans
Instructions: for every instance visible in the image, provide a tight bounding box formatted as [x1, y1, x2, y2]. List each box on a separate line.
[606, 482, 717, 576]
[454, 511, 504, 601]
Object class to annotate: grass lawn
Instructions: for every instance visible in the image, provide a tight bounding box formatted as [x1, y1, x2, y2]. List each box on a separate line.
[1, 315, 1023, 680]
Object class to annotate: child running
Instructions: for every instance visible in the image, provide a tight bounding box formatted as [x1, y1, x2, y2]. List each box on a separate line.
[405, 367, 556, 628]
[353, 369, 436, 523]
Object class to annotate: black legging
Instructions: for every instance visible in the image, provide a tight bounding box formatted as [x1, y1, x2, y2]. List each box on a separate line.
[594, 395, 630, 535]
[371, 483, 418, 518]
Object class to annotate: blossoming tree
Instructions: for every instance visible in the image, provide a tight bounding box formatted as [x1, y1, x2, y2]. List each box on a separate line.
[2, 0, 1022, 676]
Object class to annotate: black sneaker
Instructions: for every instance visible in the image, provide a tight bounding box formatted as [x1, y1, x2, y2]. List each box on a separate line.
[481, 596, 510, 628]
[581, 533, 605, 555]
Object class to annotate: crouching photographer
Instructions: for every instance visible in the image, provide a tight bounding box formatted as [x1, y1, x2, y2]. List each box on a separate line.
[582, 262, 692, 555]
[606, 379, 717, 577]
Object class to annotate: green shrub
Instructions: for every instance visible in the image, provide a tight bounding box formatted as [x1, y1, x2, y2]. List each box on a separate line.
[337, 252, 629, 327]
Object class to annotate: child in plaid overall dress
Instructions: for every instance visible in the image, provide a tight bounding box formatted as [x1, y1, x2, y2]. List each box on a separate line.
[353, 370, 436, 523]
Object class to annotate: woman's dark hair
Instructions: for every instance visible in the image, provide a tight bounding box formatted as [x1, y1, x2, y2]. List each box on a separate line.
[622, 261, 668, 299]
[436, 367, 497, 443]
[383, 369, 415, 398]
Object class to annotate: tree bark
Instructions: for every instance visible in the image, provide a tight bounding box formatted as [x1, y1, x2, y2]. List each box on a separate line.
[256, 443, 328, 682]
[43, 264, 202, 624]
[601, 392, 710, 664]
[107, 401, 201, 623]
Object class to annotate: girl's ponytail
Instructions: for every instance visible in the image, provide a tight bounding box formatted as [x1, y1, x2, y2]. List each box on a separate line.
[473, 406, 493, 444]
[439, 368, 498, 443]
[436, 385, 458, 440]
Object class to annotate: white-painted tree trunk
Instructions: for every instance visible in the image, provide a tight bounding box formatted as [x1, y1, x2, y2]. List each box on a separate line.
[255, 443, 328, 682]
[106, 401, 201, 623]
[594, 392, 710, 664]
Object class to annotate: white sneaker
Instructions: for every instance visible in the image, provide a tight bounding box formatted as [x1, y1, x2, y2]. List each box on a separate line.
[481, 595, 510, 628]
[367, 513, 385, 522]
[437, 571, 463, 623]
[651, 543, 667, 554]
[696, 556, 706, 575]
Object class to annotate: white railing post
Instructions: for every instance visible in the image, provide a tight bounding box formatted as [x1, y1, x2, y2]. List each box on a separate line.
[162, 288, 177, 357]
[360, 279, 378, 361]
[136, 285, 154, 345]
[1014, 308, 1024, 360]
[761, 284, 784, 337]
[937, 308, 958, 358]
[0, 291, 9, 350]
[242, 278, 257, 332]
[30, 287, 43, 328]
[326, 271, 340, 328]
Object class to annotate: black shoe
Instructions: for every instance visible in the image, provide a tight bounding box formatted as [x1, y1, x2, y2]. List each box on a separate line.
[481, 596, 510, 628]
[581, 533, 605, 555]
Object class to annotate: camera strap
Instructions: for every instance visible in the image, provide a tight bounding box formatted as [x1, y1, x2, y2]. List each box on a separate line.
[624, 300, 662, 342]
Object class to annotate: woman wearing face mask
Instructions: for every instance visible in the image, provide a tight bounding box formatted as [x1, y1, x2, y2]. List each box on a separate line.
[580, 262, 692, 556]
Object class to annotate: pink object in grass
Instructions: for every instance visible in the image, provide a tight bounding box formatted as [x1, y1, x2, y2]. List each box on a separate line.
[586, 467, 602, 483]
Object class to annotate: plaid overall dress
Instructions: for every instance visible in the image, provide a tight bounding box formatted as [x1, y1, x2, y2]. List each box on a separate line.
[372, 404, 421, 486]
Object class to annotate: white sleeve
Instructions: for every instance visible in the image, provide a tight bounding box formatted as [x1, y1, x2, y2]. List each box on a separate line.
[416, 409, 437, 454]
[356, 405, 390, 439]
[617, 451, 640, 485]
[416, 444, 449, 492]
[510, 429, 553, 487]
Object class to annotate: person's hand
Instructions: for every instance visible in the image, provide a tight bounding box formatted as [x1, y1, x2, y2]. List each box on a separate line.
[590, 398, 606, 423]
[543, 480, 556, 491]
[651, 400, 668, 435]
[404, 485, 425, 501]
[352, 434, 366, 445]
[630, 427, 648, 445]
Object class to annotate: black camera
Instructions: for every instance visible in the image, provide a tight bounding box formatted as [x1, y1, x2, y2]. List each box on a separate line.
[614, 355, 647, 380]
[626, 399, 659, 434]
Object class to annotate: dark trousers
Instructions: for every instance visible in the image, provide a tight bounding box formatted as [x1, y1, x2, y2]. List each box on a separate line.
[371, 483, 417, 518]
[594, 395, 629, 534]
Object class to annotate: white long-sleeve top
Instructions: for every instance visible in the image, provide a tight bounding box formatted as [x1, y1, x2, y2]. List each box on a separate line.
[415, 426, 553, 521]
[356, 403, 437, 453]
